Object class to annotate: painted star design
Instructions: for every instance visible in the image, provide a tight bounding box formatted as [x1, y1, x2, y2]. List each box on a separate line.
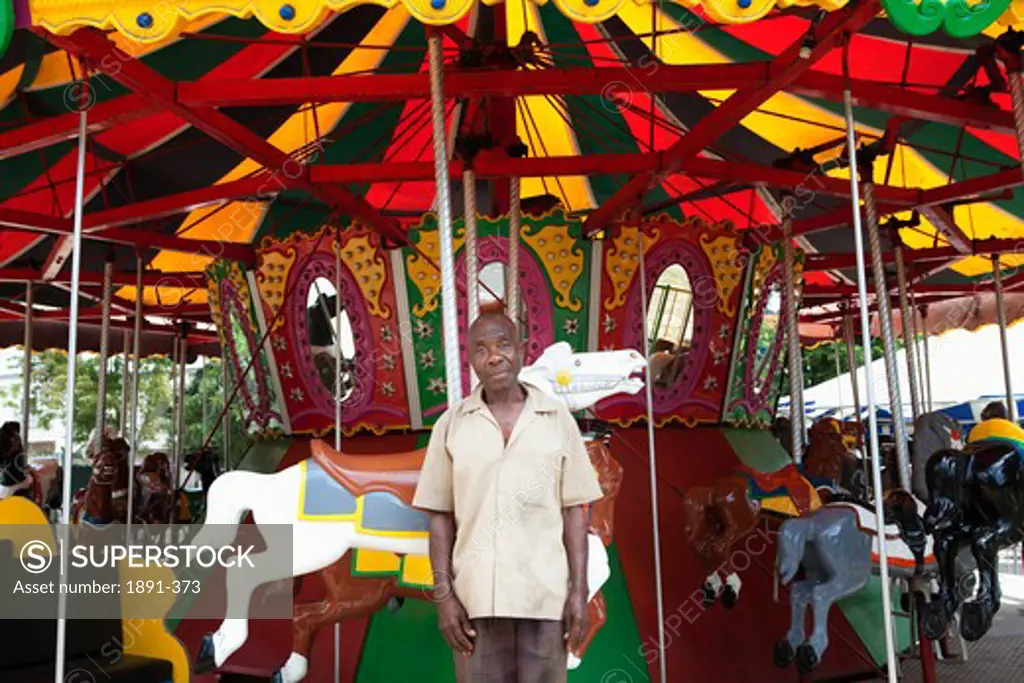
[718, 324, 731, 340]
[380, 325, 394, 343]
[414, 318, 434, 339]
[702, 376, 718, 391]
[272, 336, 288, 351]
[420, 349, 436, 369]
[380, 382, 395, 397]
[713, 349, 728, 366]
[290, 388, 305, 402]
[280, 363, 293, 379]
[381, 354, 396, 372]
[602, 313, 617, 334]
[563, 318, 579, 336]
[427, 377, 447, 395]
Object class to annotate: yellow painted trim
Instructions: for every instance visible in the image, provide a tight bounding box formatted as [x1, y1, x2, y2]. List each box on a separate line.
[402, 553, 433, 586]
[355, 548, 403, 572]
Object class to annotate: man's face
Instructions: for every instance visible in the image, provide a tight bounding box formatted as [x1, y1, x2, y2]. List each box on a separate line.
[469, 316, 522, 393]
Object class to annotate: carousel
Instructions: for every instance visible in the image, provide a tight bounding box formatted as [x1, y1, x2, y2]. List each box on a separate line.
[2, 0, 1024, 682]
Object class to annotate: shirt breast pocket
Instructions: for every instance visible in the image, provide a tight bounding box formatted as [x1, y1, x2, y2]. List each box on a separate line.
[512, 426, 564, 509]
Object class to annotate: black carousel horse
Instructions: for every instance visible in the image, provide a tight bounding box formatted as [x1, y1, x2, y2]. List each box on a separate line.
[920, 440, 1024, 642]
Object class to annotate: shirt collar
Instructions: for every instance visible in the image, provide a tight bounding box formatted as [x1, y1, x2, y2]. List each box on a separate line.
[461, 381, 560, 415]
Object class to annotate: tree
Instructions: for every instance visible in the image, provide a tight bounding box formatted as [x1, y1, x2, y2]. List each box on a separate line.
[181, 358, 249, 469]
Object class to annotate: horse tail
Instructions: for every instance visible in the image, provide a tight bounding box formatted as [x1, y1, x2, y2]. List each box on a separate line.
[777, 516, 812, 585]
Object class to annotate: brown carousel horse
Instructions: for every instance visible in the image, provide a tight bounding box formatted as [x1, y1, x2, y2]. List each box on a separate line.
[803, 417, 868, 502]
[276, 434, 624, 681]
[682, 416, 868, 608]
[0, 421, 63, 514]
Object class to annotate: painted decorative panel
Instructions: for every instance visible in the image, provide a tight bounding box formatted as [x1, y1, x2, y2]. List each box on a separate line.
[402, 209, 591, 425]
[593, 215, 744, 427]
[206, 260, 286, 436]
[255, 224, 411, 436]
[722, 241, 805, 428]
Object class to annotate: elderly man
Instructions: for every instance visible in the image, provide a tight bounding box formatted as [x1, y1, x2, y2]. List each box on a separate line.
[413, 312, 604, 683]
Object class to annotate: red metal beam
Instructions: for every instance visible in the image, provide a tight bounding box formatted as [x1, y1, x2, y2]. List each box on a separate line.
[803, 281, 996, 297]
[83, 175, 276, 231]
[0, 267, 209, 287]
[582, 0, 880, 235]
[803, 238, 1023, 271]
[1, 208, 254, 263]
[0, 94, 157, 160]
[41, 27, 405, 246]
[173, 63, 1011, 135]
[917, 205, 972, 254]
[918, 168, 1022, 207]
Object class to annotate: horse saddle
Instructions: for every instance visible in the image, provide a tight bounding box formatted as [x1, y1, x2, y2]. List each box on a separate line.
[309, 439, 426, 507]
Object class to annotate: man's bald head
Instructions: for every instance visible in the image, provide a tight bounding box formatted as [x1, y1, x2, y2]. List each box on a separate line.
[468, 312, 522, 393]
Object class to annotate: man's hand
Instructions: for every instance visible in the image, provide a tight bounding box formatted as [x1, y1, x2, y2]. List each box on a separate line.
[563, 587, 589, 652]
[437, 595, 476, 656]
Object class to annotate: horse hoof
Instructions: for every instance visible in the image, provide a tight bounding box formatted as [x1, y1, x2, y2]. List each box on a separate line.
[721, 585, 738, 609]
[194, 634, 217, 674]
[920, 602, 948, 641]
[960, 602, 992, 642]
[795, 644, 820, 675]
[702, 585, 716, 607]
[773, 640, 795, 668]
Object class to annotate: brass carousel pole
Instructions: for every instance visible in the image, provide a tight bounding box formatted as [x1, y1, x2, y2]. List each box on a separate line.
[120, 330, 130, 435]
[892, 237, 921, 421]
[428, 30, 463, 403]
[465, 168, 480, 389]
[919, 304, 934, 412]
[96, 257, 114, 437]
[21, 282, 33, 449]
[993, 255, 1017, 422]
[127, 257, 143, 539]
[782, 205, 805, 462]
[843, 309, 862, 421]
[507, 175, 521, 337]
[844, 82, 899, 683]
[863, 169, 912, 492]
[55, 90, 89, 683]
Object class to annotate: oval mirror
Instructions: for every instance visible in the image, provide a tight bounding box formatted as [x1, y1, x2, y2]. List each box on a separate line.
[306, 276, 356, 402]
[646, 264, 695, 389]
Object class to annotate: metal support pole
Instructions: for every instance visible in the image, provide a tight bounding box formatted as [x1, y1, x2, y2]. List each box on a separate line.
[843, 311, 862, 421]
[920, 305, 933, 412]
[508, 175, 521, 337]
[428, 33, 463, 404]
[55, 101, 89, 683]
[221, 354, 231, 472]
[464, 169, 480, 390]
[333, 226, 343, 683]
[175, 333, 188, 478]
[910, 291, 928, 413]
[993, 255, 1017, 423]
[21, 283, 33, 447]
[120, 330, 130, 435]
[127, 257, 142, 539]
[170, 335, 180, 458]
[844, 87, 899, 683]
[782, 211, 805, 462]
[893, 241, 920, 421]
[95, 258, 114, 436]
[834, 342, 845, 419]
[863, 178, 912, 491]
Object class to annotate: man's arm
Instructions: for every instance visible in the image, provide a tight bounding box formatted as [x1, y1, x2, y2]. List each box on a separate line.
[562, 504, 589, 651]
[428, 511, 475, 656]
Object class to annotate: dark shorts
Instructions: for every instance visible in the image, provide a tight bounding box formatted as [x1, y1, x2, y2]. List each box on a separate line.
[454, 618, 567, 683]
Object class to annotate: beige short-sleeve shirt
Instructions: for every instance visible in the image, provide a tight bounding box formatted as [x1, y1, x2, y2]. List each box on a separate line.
[412, 382, 604, 620]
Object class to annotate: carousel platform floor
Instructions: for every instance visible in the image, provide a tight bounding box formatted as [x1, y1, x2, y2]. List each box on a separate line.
[889, 574, 1024, 683]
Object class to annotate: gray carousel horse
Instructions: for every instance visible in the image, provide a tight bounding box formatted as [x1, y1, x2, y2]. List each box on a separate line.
[774, 411, 964, 674]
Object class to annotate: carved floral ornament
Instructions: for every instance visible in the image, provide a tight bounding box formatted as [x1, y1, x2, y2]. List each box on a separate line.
[28, 0, 1015, 48]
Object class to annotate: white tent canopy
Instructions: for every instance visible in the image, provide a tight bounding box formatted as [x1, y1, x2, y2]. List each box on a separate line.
[782, 322, 1024, 419]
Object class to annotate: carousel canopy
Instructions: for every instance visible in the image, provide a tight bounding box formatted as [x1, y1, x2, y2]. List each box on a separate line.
[2, 1, 1024, 352]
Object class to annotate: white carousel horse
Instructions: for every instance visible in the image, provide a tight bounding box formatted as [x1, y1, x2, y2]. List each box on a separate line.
[191, 342, 646, 682]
